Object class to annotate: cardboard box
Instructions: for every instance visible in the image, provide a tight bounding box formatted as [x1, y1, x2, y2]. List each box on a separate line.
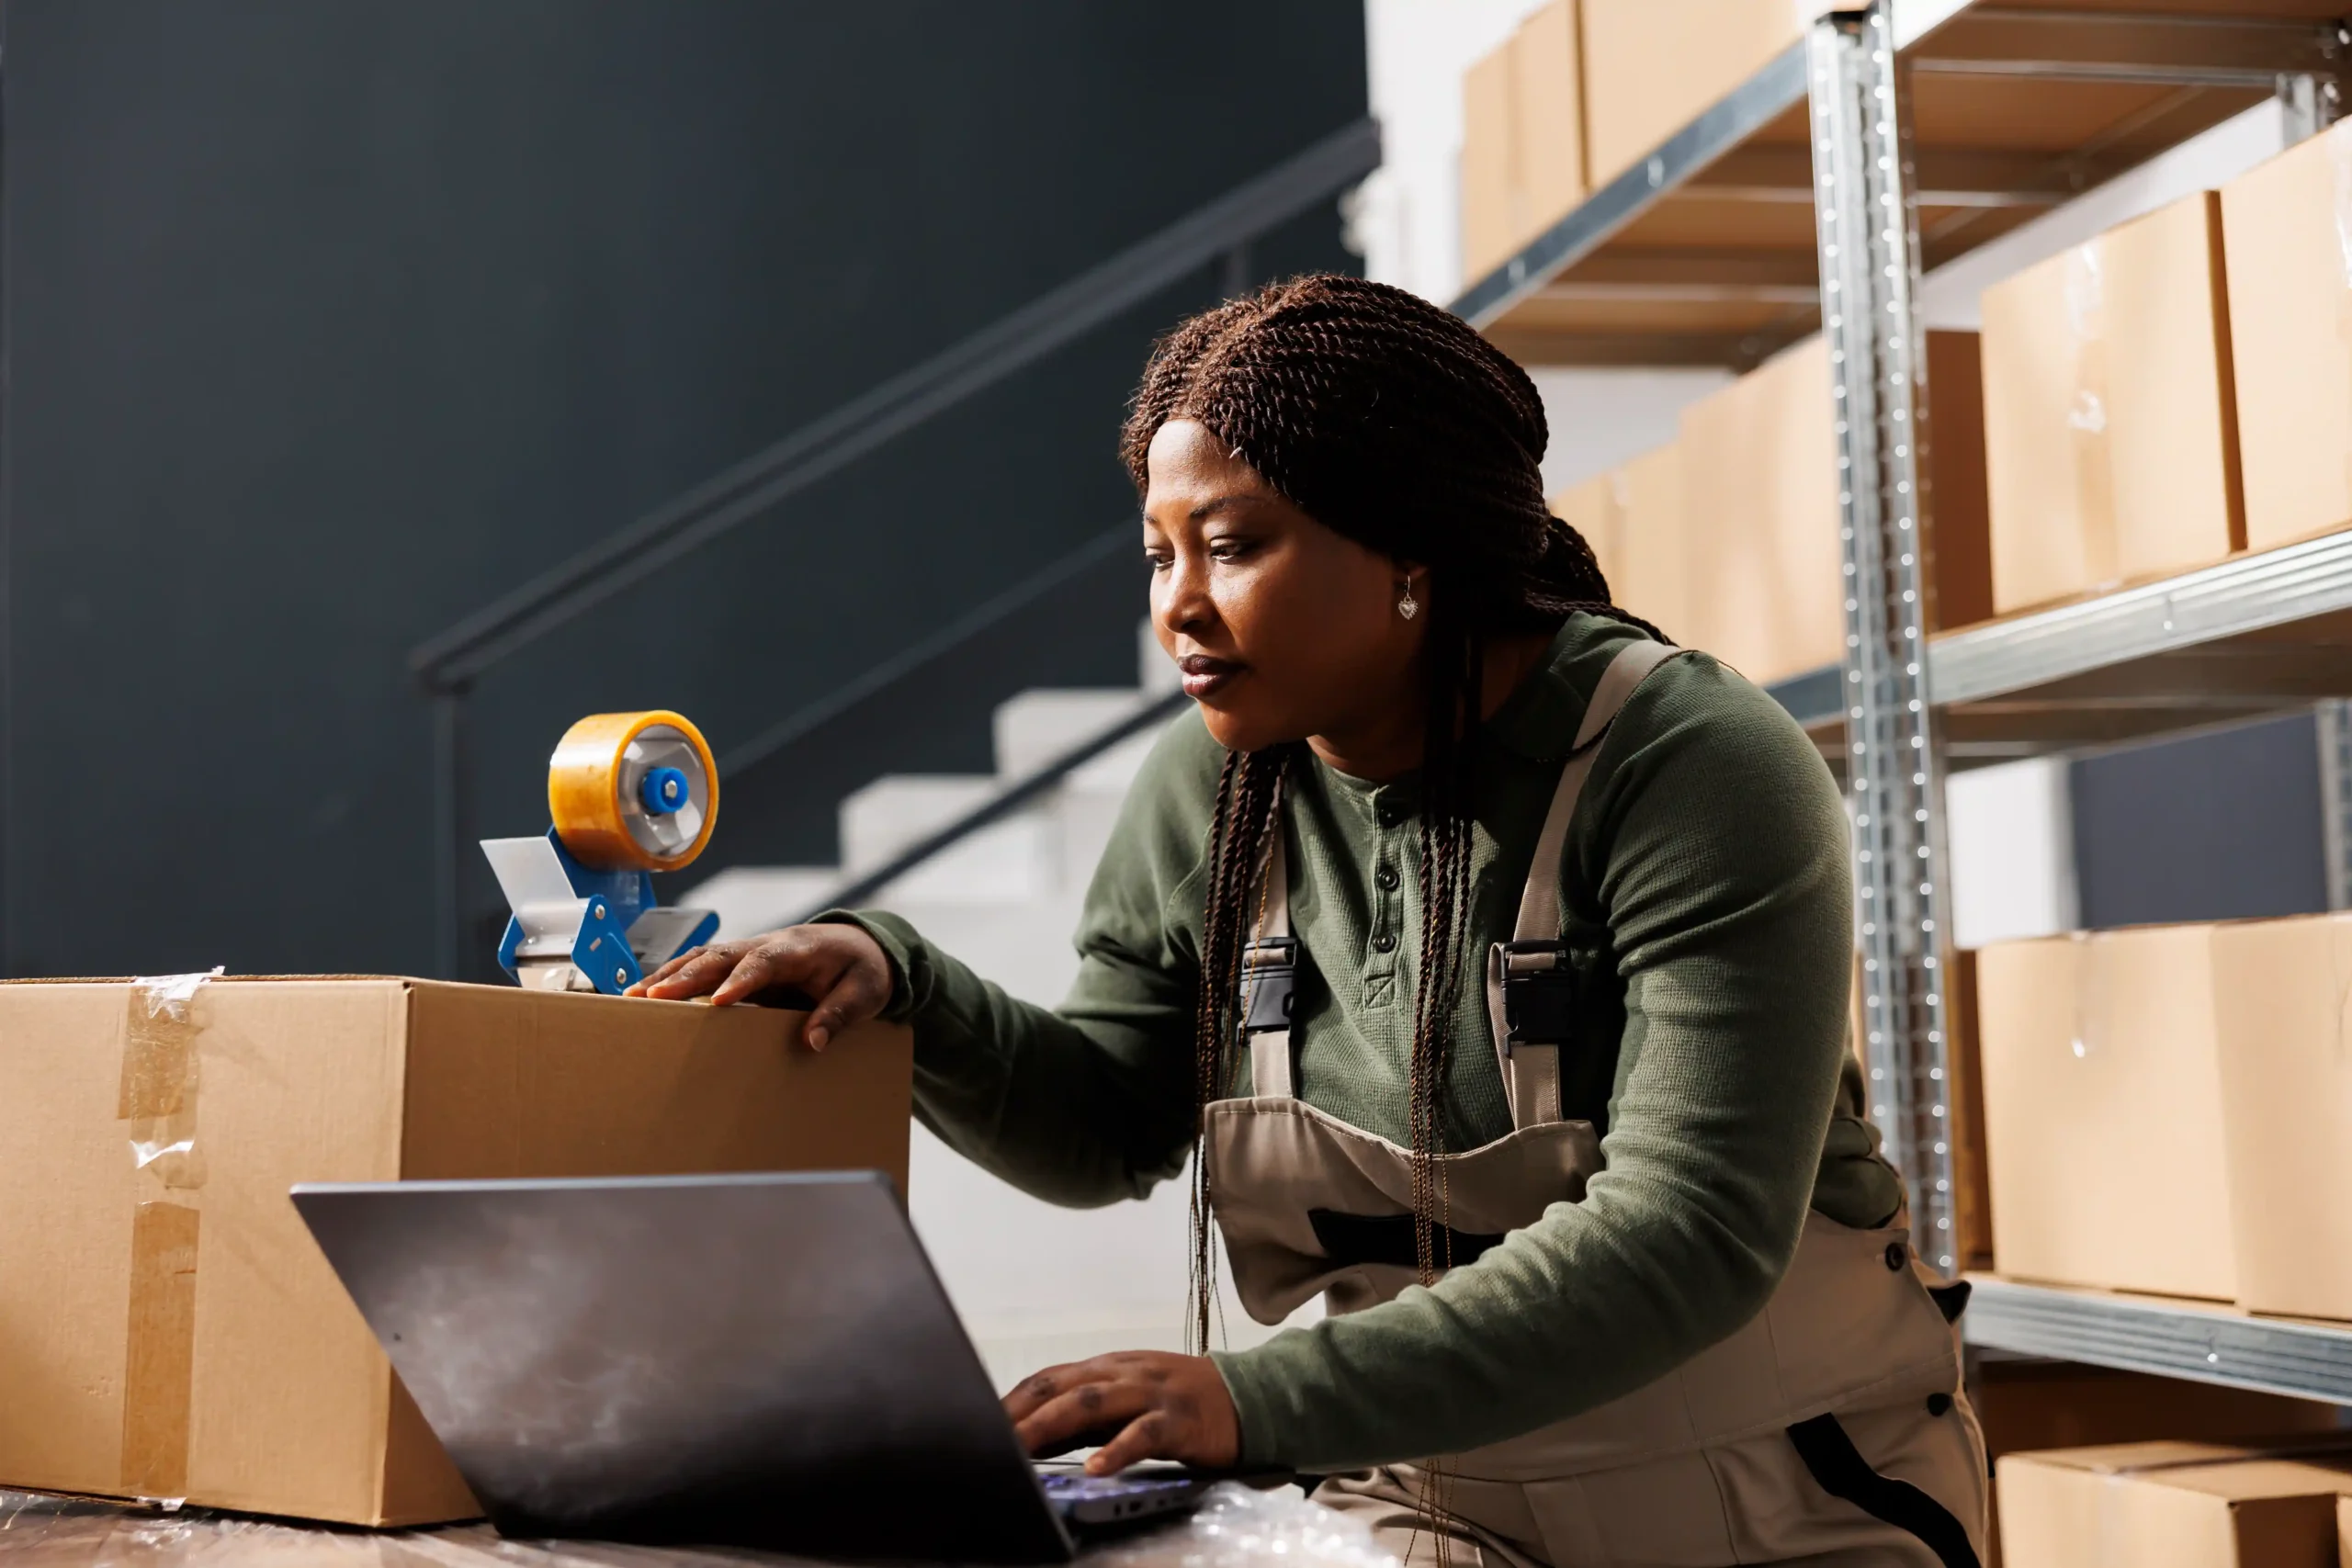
[1550, 465, 1627, 594]
[1947, 947, 1995, 1273]
[1977, 1361, 2342, 1568]
[1677, 332, 1994, 685]
[1679, 337, 1842, 685]
[1981, 191, 2245, 615]
[1580, 0, 1809, 190]
[0, 976, 912, 1525]
[1460, 40, 1516, 284]
[1998, 1440, 2352, 1568]
[2211, 912, 2352, 1320]
[1973, 926, 2236, 1301]
[2221, 118, 2352, 554]
[1604, 442, 1690, 637]
[1459, 1, 1587, 283]
[1977, 1363, 2340, 1462]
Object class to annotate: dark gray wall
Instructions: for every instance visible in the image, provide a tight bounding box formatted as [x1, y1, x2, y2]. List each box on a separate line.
[3, 1, 1365, 977]
[2071, 713, 2332, 929]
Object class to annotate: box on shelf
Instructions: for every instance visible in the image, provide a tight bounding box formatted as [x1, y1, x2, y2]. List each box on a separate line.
[1600, 442, 1689, 637]
[1973, 925, 2236, 1302]
[1947, 947, 1995, 1272]
[0, 976, 912, 1527]
[1550, 464, 1627, 592]
[2221, 117, 2352, 554]
[1579, 0, 1808, 192]
[1675, 331, 1992, 685]
[1976, 1361, 2340, 1462]
[1679, 336, 1841, 685]
[1997, 1439, 2352, 1568]
[1981, 191, 2245, 615]
[2211, 912, 2352, 1321]
[1458, 0, 1586, 283]
[1460, 39, 1515, 284]
[1976, 1361, 2342, 1568]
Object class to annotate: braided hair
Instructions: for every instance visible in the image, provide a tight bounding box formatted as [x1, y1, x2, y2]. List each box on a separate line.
[1124, 275, 1667, 1354]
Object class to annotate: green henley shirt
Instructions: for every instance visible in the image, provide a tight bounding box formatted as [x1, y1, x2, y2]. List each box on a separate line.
[830, 613, 1897, 1473]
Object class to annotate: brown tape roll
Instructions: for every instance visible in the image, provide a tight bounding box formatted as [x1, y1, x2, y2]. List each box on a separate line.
[546, 710, 719, 873]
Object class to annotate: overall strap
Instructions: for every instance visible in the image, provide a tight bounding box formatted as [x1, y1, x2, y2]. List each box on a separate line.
[1486, 638, 1683, 1130]
[1242, 824, 1301, 1098]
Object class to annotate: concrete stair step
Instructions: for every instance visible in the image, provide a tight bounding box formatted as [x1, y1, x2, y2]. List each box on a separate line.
[684, 865, 841, 941]
[993, 689, 1151, 778]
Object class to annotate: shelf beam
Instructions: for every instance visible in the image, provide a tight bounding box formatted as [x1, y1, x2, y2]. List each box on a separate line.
[1914, 8, 2346, 90]
[1453, 45, 1809, 328]
[1935, 532, 2352, 707]
[1965, 1278, 2352, 1406]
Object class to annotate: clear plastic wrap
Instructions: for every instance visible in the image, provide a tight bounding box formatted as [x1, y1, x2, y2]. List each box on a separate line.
[0, 1483, 1400, 1568]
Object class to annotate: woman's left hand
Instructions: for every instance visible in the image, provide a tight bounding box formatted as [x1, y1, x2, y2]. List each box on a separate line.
[1002, 1351, 1242, 1475]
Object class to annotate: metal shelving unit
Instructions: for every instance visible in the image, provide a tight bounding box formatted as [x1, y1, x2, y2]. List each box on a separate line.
[1966, 1279, 2352, 1403]
[1451, 1, 2352, 1401]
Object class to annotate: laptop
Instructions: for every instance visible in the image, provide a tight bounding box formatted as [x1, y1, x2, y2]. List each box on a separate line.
[290, 1171, 1226, 1563]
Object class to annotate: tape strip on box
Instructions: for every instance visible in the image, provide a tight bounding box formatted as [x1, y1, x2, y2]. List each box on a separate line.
[116, 968, 219, 1503]
[121, 1201, 201, 1500]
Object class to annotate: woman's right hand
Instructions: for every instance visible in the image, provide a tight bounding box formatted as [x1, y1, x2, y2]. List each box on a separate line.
[628, 923, 894, 1050]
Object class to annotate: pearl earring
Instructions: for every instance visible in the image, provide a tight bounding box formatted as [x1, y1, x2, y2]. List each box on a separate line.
[1396, 580, 1419, 621]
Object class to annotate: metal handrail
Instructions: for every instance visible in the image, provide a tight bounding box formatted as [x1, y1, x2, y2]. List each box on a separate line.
[421, 120, 1377, 976]
[779, 687, 1189, 926]
[407, 118, 1380, 694]
[714, 524, 1133, 781]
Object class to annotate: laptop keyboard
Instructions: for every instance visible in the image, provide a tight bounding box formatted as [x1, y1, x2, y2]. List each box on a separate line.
[1038, 1472, 1199, 1501]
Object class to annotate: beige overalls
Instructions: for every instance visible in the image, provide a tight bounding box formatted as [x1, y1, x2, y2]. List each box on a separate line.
[1204, 642, 1988, 1568]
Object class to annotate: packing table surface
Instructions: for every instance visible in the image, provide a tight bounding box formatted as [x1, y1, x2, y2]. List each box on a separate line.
[0, 1483, 1391, 1568]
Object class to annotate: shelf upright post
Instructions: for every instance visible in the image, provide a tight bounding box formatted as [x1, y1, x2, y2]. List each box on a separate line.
[1808, 5, 1959, 1273]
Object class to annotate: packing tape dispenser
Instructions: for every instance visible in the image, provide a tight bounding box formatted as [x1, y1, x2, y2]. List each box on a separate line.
[480, 710, 722, 995]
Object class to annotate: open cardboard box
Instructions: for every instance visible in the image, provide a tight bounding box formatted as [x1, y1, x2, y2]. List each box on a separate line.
[0, 975, 911, 1526]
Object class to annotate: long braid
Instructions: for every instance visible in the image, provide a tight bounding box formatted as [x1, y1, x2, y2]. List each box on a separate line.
[1129, 276, 1661, 1537]
[1185, 744, 1292, 1354]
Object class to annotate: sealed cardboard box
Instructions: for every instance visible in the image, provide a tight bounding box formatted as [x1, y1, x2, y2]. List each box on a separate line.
[1604, 442, 1690, 637]
[0, 975, 912, 1526]
[1976, 1361, 2341, 1568]
[1947, 948, 1995, 1272]
[1511, 0, 1584, 254]
[1998, 1440, 2352, 1568]
[1977, 1362, 2339, 1462]
[1973, 926, 2236, 1301]
[1679, 336, 1842, 685]
[2211, 912, 2352, 1320]
[2221, 118, 2352, 553]
[1459, 39, 1516, 283]
[1981, 191, 2245, 614]
[1551, 466, 1627, 592]
[1679, 332, 1993, 685]
[1581, 0, 1808, 190]
[1458, 0, 1586, 282]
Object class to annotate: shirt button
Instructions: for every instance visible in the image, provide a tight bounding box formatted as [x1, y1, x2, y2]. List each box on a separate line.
[1376, 803, 1402, 828]
[1375, 865, 1399, 891]
[1373, 933, 1396, 953]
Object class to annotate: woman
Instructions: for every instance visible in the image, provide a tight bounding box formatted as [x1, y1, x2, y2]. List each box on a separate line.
[638, 276, 1986, 1566]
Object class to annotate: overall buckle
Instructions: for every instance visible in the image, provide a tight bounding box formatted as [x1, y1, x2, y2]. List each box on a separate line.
[1493, 939, 1574, 1053]
[1241, 937, 1297, 1033]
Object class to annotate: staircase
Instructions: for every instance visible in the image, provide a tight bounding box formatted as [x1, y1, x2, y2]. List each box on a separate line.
[690, 625, 1321, 1391]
